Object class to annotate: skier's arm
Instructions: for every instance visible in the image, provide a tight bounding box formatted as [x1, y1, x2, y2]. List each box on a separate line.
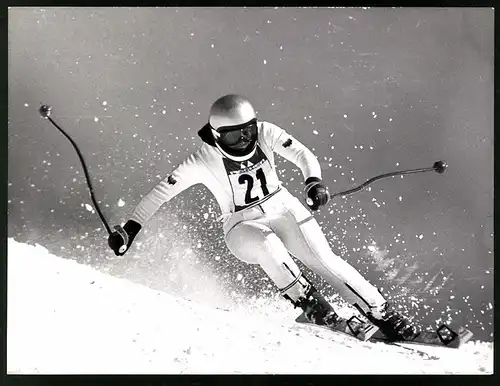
[262, 121, 329, 210]
[130, 153, 202, 225]
[108, 153, 202, 256]
[262, 121, 322, 180]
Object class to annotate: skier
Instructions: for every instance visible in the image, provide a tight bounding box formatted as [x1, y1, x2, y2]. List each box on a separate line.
[108, 94, 418, 341]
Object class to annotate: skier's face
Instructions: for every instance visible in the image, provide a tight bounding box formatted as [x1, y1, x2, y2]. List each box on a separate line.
[218, 120, 258, 150]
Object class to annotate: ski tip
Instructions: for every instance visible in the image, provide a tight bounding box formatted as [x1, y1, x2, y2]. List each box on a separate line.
[437, 324, 474, 348]
[457, 326, 474, 346]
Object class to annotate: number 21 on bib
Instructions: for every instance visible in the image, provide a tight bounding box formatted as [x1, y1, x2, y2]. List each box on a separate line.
[225, 149, 280, 211]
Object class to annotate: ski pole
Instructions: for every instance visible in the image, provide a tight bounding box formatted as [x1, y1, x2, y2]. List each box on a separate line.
[307, 160, 448, 205]
[39, 104, 128, 253]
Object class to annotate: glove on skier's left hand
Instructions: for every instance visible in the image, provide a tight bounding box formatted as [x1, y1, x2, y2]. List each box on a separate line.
[304, 177, 330, 211]
[108, 220, 142, 256]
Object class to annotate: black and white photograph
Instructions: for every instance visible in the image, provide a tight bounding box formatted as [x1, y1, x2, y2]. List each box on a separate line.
[7, 7, 493, 374]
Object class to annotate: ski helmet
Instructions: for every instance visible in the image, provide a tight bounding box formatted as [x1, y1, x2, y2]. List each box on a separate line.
[209, 94, 258, 161]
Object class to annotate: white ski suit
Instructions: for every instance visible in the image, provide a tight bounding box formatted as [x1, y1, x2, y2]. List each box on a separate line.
[130, 121, 386, 315]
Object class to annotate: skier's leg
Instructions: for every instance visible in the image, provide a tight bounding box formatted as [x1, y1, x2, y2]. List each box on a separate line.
[272, 196, 387, 314]
[224, 219, 341, 326]
[224, 219, 309, 302]
[272, 195, 418, 340]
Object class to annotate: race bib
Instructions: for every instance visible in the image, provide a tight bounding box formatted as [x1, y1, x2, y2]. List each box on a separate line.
[223, 147, 280, 211]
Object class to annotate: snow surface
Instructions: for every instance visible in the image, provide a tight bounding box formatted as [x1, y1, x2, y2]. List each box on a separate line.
[7, 238, 492, 374]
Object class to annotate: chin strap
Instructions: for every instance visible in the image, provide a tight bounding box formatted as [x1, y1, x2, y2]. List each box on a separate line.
[214, 140, 257, 161]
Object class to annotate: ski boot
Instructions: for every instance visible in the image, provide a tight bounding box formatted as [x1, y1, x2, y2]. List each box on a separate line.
[290, 286, 378, 340]
[366, 303, 420, 342]
[294, 286, 342, 327]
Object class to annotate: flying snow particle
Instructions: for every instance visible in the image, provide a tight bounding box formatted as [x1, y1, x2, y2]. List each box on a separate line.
[343, 114, 348, 118]
[94, 117, 99, 122]
[313, 130, 319, 135]
[102, 101, 108, 106]
[203, 213, 209, 220]
[117, 198, 125, 207]
[24, 103, 29, 107]
[85, 204, 94, 212]
[214, 255, 221, 261]
[398, 196, 402, 201]
[389, 118, 393, 122]
[197, 242, 202, 248]
[236, 273, 243, 281]
[418, 234, 424, 239]
[162, 110, 166, 115]
[263, 59, 267, 64]
[211, 43, 215, 48]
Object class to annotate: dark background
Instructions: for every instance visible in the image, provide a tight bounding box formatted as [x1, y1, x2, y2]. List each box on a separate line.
[8, 8, 493, 341]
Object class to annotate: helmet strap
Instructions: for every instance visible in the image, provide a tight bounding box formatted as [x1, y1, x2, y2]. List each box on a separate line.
[211, 128, 221, 140]
[214, 140, 257, 162]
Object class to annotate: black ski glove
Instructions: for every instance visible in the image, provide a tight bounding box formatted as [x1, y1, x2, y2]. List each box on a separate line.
[108, 219, 142, 256]
[304, 177, 330, 211]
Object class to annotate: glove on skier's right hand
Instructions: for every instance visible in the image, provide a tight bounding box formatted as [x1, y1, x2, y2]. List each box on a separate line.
[108, 220, 142, 256]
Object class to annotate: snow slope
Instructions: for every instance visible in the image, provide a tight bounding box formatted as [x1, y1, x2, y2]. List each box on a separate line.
[7, 238, 493, 374]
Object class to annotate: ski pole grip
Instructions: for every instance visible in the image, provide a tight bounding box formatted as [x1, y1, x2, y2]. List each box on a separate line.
[114, 225, 129, 254]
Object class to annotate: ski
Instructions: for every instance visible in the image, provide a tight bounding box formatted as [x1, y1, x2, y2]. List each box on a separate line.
[295, 312, 380, 342]
[295, 312, 473, 349]
[368, 324, 474, 349]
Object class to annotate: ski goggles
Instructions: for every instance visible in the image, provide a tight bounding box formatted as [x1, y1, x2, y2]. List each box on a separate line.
[212, 119, 258, 146]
